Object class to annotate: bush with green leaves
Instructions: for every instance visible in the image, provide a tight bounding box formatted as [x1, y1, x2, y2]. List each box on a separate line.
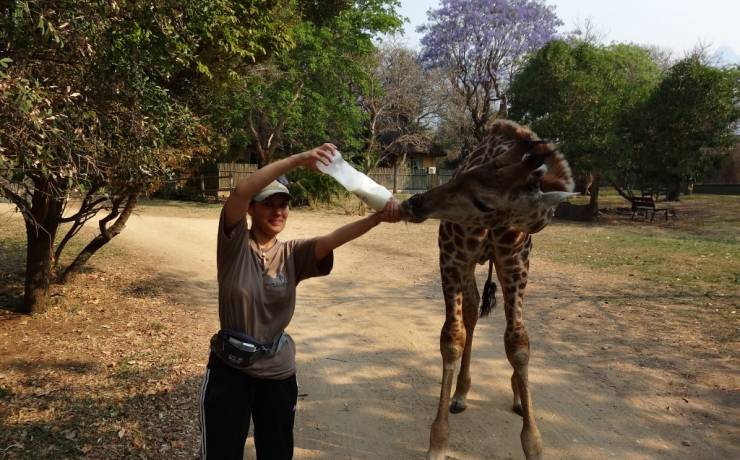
[286, 167, 348, 207]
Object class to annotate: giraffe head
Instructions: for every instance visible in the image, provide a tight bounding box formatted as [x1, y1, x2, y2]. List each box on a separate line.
[400, 121, 575, 233]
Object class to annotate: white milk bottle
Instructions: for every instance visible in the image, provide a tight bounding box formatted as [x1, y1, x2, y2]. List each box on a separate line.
[317, 151, 392, 211]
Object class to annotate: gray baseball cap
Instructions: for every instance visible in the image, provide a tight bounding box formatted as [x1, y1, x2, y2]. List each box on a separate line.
[252, 180, 292, 202]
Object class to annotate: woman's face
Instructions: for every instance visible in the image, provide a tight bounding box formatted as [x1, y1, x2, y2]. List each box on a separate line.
[249, 194, 290, 237]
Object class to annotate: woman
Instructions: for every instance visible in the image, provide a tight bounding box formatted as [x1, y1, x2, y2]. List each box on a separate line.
[199, 143, 400, 459]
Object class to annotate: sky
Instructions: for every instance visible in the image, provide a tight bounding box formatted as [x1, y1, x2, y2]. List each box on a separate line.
[396, 0, 740, 63]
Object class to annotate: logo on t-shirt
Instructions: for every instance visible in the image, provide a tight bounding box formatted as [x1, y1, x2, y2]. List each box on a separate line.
[263, 271, 288, 288]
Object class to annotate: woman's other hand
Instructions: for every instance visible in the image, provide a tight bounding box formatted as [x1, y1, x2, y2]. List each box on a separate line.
[296, 143, 336, 171]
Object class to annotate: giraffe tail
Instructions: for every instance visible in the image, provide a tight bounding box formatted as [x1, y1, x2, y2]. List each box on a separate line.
[480, 260, 497, 317]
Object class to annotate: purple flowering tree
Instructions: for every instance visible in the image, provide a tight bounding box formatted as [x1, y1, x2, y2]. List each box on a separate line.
[418, 0, 561, 140]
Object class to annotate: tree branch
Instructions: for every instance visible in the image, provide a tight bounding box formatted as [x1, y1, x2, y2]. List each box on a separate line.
[58, 196, 107, 223]
[0, 181, 37, 226]
[54, 184, 108, 265]
[59, 183, 106, 223]
[267, 81, 305, 160]
[98, 198, 122, 241]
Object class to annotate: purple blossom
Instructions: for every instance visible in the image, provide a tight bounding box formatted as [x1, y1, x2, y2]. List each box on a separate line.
[418, 0, 562, 86]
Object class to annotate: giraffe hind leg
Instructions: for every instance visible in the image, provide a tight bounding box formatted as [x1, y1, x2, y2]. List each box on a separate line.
[449, 322, 473, 414]
[450, 273, 479, 414]
[449, 397, 467, 413]
[506, 328, 542, 459]
[496, 235, 543, 459]
[511, 371, 523, 416]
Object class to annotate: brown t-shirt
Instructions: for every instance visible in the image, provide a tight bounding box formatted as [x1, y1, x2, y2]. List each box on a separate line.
[215, 209, 333, 379]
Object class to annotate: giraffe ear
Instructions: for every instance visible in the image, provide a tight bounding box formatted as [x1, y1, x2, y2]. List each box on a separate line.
[531, 163, 548, 178]
[541, 191, 578, 207]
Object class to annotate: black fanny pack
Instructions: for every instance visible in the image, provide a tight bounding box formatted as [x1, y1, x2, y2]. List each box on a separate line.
[211, 329, 287, 368]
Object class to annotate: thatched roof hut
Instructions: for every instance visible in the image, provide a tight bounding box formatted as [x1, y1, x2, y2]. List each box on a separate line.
[383, 132, 445, 157]
[378, 130, 446, 169]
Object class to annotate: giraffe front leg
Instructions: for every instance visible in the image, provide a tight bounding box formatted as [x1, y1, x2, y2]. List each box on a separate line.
[506, 326, 542, 460]
[428, 320, 465, 460]
[428, 275, 466, 460]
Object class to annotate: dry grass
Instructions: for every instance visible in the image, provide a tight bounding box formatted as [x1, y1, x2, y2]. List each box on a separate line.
[0, 219, 211, 458]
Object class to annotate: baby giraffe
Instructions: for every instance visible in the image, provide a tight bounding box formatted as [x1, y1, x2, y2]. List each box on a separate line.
[400, 120, 575, 460]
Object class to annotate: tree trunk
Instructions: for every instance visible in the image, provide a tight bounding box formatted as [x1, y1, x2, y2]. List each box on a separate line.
[666, 182, 681, 201]
[248, 82, 304, 167]
[61, 193, 139, 283]
[587, 172, 601, 216]
[554, 171, 601, 221]
[22, 183, 64, 314]
[497, 94, 508, 119]
[24, 226, 56, 314]
[574, 172, 593, 195]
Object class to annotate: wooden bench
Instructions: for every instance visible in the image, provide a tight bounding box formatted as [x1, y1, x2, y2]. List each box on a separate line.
[630, 196, 673, 222]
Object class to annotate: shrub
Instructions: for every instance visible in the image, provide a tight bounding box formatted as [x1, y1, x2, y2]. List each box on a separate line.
[286, 168, 347, 207]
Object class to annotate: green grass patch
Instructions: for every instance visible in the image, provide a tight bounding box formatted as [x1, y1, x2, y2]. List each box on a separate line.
[537, 222, 739, 296]
[537, 192, 739, 296]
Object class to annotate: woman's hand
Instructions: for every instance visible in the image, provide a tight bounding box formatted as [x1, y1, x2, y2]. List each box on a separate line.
[374, 198, 402, 223]
[295, 143, 336, 171]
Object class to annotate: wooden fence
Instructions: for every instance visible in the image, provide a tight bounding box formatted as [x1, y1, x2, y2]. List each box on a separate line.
[692, 183, 740, 195]
[369, 167, 454, 192]
[216, 163, 258, 192]
[216, 163, 453, 195]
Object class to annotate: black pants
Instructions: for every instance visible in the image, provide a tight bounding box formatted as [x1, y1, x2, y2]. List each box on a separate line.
[199, 352, 298, 460]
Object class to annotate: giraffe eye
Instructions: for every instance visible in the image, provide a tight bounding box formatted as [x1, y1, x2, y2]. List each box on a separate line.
[471, 195, 496, 213]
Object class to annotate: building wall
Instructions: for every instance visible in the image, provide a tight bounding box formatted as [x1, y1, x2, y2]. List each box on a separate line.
[406, 154, 439, 170]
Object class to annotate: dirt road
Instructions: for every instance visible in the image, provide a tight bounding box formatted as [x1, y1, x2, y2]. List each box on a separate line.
[117, 207, 737, 460]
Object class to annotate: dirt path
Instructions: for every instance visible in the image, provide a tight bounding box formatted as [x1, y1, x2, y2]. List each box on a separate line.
[115, 209, 736, 460]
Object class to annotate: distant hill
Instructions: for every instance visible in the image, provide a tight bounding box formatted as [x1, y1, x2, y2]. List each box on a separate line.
[714, 46, 740, 66]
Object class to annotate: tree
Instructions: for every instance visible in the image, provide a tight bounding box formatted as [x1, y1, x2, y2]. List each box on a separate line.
[418, 0, 561, 141]
[509, 40, 661, 218]
[358, 41, 446, 170]
[216, 1, 403, 168]
[0, 0, 296, 313]
[625, 58, 739, 200]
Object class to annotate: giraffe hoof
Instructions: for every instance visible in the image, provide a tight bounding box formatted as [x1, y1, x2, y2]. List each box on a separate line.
[449, 400, 467, 413]
[512, 403, 523, 417]
[426, 449, 447, 460]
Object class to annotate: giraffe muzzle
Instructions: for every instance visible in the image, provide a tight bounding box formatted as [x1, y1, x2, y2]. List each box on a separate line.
[400, 194, 430, 223]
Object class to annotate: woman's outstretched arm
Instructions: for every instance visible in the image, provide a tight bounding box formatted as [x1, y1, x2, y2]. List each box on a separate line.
[313, 199, 401, 260]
